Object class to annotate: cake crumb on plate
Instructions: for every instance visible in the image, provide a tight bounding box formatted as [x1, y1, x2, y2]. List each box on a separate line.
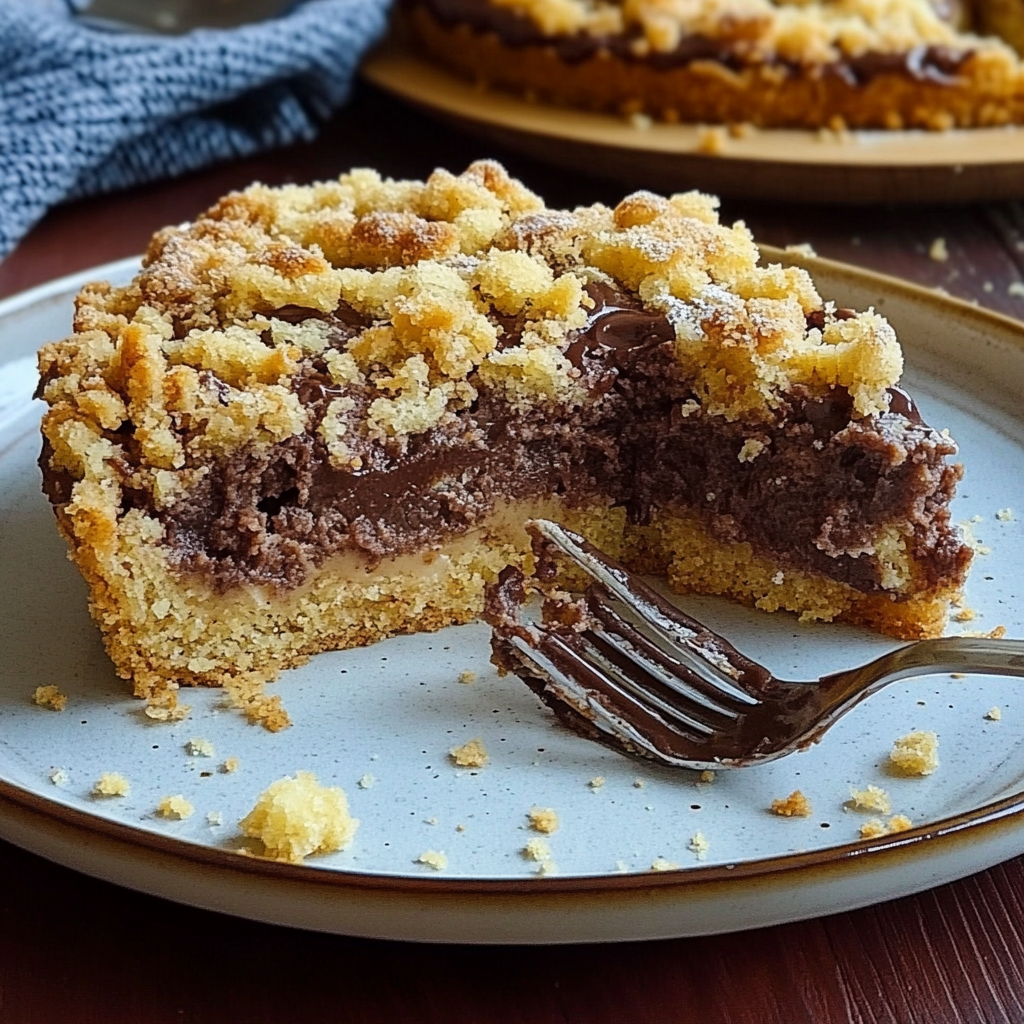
[651, 856, 680, 871]
[528, 807, 559, 833]
[986, 706, 1003, 720]
[457, 670, 476, 684]
[589, 776, 605, 789]
[848, 784, 891, 814]
[358, 773, 376, 789]
[700, 770, 716, 783]
[207, 811, 223, 826]
[889, 731, 939, 775]
[239, 771, 358, 863]
[996, 507, 1015, 521]
[93, 772, 129, 797]
[929, 237, 949, 262]
[185, 738, 215, 757]
[221, 757, 239, 774]
[417, 849, 448, 870]
[450, 738, 488, 768]
[49, 768, 68, 786]
[770, 790, 812, 817]
[860, 818, 888, 839]
[32, 685, 67, 711]
[689, 832, 710, 860]
[157, 795, 194, 820]
[523, 838, 552, 862]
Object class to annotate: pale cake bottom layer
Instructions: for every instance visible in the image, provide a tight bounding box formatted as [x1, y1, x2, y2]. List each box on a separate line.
[61, 492, 957, 700]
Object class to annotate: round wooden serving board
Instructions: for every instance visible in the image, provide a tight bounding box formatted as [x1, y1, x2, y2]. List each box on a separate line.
[361, 39, 1024, 204]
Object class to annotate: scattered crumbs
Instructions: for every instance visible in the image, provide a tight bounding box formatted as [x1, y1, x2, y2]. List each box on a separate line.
[633, 778, 645, 789]
[32, 685, 67, 712]
[887, 814, 913, 834]
[996, 507, 1014, 521]
[425, 816, 438, 825]
[848, 784, 891, 815]
[960, 625, 1007, 640]
[771, 571, 785, 585]
[523, 837, 552, 862]
[450, 737, 488, 768]
[770, 790, 812, 817]
[784, 242, 817, 258]
[928, 237, 949, 262]
[144, 688, 191, 722]
[651, 856, 680, 871]
[457, 670, 476, 684]
[889, 731, 939, 776]
[358, 773, 376, 789]
[700, 769, 716, 783]
[456, 823, 466, 832]
[1009, 282, 1024, 297]
[986, 706, 1003, 721]
[959, 520, 991, 556]
[737, 438, 766, 463]
[589, 776, 606, 789]
[953, 608, 976, 623]
[93, 772, 130, 797]
[528, 806, 559, 834]
[696, 124, 727, 154]
[222, 677, 290, 732]
[49, 768, 68, 786]
[536, 859, 559, 876]
[859, 818, 888, 839]
[984, 281, 994, 293]
[689, 832, 710, 860]
[629, 111, 654, 131]
[239, 772, 359, 864]
[157, 795, 195, 820]
[615, 859, 630, 873]
[207, 811, 223, 826]
[951, 673, 966, 679]
[221, 757, 239, 774]
[185, 738, 215, 758]
[417, 849, 448, 871]
[728, 121, 754, 139]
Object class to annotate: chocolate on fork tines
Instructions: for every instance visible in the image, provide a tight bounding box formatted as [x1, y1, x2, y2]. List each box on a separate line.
[486, 520, 1024, 770]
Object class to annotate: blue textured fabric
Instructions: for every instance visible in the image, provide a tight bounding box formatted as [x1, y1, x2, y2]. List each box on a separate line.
[0, 0, 391, 258]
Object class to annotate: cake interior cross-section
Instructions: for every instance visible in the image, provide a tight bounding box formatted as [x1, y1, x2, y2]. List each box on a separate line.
[36, 160, 971, 709]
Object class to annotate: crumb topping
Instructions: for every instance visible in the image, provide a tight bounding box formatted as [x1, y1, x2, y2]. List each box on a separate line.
[93, 772, 130, 797]
[528, 806, 560, 833]
[848, 783, 891, 814]
[32, 685, 67, 711]
[450, 737, 489, 767]
[238, 771, 358, 862]
[889, 729, 939, 775]
[770, 789, 813, 816]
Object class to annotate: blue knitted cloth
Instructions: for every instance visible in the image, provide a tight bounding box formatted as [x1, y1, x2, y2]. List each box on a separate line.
[0, 0, 391, 259]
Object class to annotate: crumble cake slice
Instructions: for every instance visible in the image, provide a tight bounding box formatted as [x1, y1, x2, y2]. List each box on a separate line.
[403, 0, 1024, 129]
[36, 160, 971, 702]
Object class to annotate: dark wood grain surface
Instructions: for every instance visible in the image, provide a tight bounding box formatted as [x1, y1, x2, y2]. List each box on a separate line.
[3, 83, 1024, 1024]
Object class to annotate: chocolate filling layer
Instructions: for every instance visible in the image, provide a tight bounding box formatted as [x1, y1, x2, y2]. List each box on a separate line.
[410, 0, 972, 84]
[92, 282, 971, 598]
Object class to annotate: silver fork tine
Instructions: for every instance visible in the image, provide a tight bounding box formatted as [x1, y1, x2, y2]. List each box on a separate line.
[532, 520, 763, 706]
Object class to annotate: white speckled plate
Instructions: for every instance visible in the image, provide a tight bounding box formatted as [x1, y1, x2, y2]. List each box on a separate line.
[3, 253, 1024, 944]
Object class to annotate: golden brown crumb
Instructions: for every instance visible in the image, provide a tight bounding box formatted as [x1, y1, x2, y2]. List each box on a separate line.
[238, 771, 358, 863]
[32, 685, 67, 712]
[223, 677, 290, 732]
[157, 795, 195, 820]
[848, 784, 891, 815]
[528, 806, 559, 833]
[523, 837, 552, 861]
[929, 237, 949, 262]
[770, 790, 812, 817]
[450, 738, 489, 767]
[144, 688, 191, 722]
[221, 757, 239, 774]
[887, 814, 913, 833]
[986, 706, 1003, 721]
[959, 626, 1007, 639]
[953, 608, 976, 623]
[457, 670, 477, 684]
[417, 849, 448, 870]
[889, 730, 939, 775]
[93, 772, 130, 797]
[696, 125, 727, 154]
[860, 818, 888, 839]
[699, 769, 716, 783]
[689, 832, 709, 860]
[651, 856, 680, 871]
[185, 738, 215, 757]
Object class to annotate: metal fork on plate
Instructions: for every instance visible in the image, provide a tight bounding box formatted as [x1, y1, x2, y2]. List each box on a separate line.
[490, 520, 1024, 770]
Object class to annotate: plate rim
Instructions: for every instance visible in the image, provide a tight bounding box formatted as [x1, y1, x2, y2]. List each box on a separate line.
[360, 38, 1024, 170]
[5, 253, 1024, 912]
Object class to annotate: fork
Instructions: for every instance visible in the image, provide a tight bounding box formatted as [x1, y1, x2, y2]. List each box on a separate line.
[486, 520, 1024, 770]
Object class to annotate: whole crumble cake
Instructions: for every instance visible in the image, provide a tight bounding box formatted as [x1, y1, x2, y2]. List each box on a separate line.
[402, 0, 1024, 128]
[37, 160, 971, 701]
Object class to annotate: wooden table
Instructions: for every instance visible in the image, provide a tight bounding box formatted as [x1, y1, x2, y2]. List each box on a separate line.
[3, 82, 1024, 1023]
